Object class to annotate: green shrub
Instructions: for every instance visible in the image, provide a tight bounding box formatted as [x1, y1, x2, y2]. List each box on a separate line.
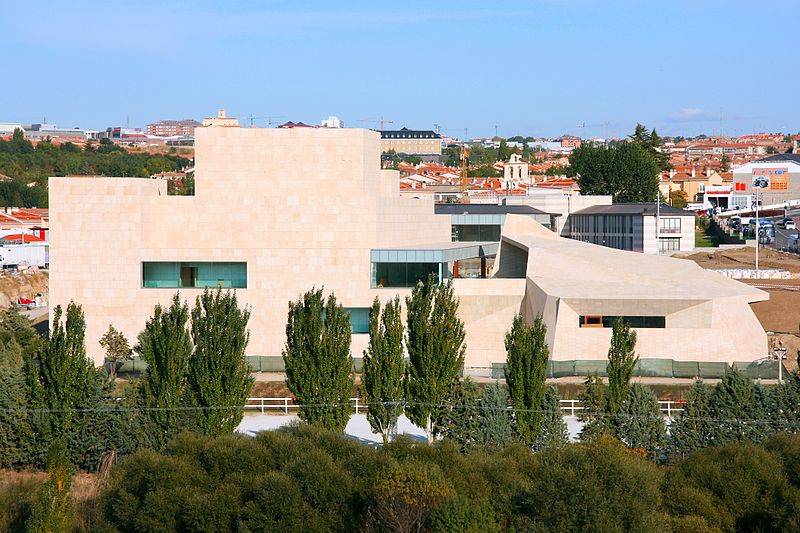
[428, 496, 501, 533]
[662, 440, 798, 532]
[513, 436, 667, 532]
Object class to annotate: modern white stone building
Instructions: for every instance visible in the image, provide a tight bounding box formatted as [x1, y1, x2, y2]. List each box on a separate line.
[49, 122, 768, 377]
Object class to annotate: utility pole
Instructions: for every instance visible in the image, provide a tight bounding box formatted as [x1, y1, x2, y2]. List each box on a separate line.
[773, 343, 787, 384]
[754, 191, 760, 276]
[655, 191, 661, 255]
[494, 125, 498, 138]
[464, 128, 468, 143]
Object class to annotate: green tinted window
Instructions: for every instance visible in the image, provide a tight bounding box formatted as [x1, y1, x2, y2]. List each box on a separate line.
[142, 262, 247, 288]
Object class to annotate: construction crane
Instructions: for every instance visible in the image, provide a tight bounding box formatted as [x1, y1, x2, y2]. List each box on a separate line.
[358, 116, 394, 130]
[247, 115, 287, 127]
[460, 144, 470, 203]
[578, 121, 611, 140]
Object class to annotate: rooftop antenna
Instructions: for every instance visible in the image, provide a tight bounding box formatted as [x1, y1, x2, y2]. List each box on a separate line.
[494, 125, 498, 138]
[433, 123, 441, 134]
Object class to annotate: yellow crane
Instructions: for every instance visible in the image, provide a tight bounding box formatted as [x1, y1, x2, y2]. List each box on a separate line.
[460, 144, 470, 203]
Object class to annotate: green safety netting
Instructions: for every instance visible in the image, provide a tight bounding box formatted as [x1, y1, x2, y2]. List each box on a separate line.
[733, 360, 783, 380]
[672, 361, 701, 379]
[698, 362, 728, 379]
[246, 356, 285, 373]
[635, 359, 674, 378]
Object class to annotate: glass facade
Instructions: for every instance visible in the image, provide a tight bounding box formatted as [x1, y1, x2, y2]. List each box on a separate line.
[658, 238, 681, 252]
[451, 224, 502, 242]
[142, 262, 247, 288]
[569, 214, 637, 251]
[373, 262, 440, 288]
[345, 308, 371, 334]
[579, 315, 666, 328]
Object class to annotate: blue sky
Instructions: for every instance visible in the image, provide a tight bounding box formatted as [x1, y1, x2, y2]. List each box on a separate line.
[1, 0, 797, 138]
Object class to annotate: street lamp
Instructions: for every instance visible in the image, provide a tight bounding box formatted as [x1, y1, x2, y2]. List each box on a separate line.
[772, 344, 788, 384]
[752, 191, 762, 275]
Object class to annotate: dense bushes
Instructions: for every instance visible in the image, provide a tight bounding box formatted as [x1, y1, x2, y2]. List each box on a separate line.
[89, 428, 800, 533]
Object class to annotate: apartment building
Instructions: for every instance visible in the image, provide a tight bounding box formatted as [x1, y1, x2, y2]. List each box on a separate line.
[147, 119, 201, 137]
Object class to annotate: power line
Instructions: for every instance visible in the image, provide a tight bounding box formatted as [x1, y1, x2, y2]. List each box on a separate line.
[5, 401, 800, 426]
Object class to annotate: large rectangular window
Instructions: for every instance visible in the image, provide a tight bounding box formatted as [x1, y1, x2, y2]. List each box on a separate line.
[659, 218, 681, 233]
[452, 224, 502, 242]
[373, 262, 439, 288]
[658, 237, 681, 252]
[579, 315, 666, 328]
[142, 262, 247, 288]
[345, 308, 371, 334]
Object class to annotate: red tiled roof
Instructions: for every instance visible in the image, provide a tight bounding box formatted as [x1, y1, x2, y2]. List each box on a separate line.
[0, 233, 44, 243]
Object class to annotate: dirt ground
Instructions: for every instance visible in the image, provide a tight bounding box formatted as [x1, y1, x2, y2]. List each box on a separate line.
[675, 249, 800, 373]
[0, 271, 48, 308]
[677, 246, 800, 273]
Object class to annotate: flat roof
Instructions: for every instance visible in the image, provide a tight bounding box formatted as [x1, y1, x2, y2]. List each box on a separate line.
[500, 227, 766, 302]
[434, 204, 549, 216]
[572, 202, 694, 216]
[371, 241, 498, 263]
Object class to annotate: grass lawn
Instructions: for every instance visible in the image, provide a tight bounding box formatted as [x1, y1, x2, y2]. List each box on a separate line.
[695, 226, 720, 247]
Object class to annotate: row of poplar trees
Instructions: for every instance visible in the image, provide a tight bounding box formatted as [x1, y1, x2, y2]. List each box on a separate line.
[282, 275, 569, 448]
[283, 277, 466, 444]
[0, 288, 253, 470]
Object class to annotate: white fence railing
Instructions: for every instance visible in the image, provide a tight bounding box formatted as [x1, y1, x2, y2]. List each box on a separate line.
[245, 397, 685, 417]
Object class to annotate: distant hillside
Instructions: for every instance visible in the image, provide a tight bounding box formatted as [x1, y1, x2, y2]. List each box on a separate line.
[0, 130, 191, 207]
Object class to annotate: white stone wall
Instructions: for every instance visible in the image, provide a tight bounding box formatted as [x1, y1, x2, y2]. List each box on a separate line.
[50, 127, 451, 364]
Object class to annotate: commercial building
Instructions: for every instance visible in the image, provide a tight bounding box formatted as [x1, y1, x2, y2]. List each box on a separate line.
[568, 203, 696, 253]
[50, 122, 768, 376]
[147, 119, 201, 137]
[26, 124, 86, 142]
[380, 127, 441, 156]
[731, 153, 800, 207]
[686, 143, 765, 157]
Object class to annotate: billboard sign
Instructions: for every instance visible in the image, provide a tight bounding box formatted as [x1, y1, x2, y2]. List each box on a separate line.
[752, 167, 788, 190]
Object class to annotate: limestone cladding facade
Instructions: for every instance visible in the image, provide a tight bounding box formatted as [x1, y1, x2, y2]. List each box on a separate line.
[49, 127, 451, 365]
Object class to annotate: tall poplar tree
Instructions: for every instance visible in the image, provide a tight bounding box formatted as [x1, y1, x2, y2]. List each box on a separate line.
[187, 289, 254, 437]
[362, 296, 405, 444]
[607, 318, 638, 417]
[405, 276, 466, 444]
[283, 288, 354, 432]
[504, 313, 549, 446]
[135, 293, 192, 448]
